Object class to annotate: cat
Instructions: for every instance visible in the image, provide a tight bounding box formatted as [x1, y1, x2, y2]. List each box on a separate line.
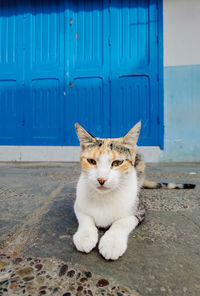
[73, 121, 195, 260]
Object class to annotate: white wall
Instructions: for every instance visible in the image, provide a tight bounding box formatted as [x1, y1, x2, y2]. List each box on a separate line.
[164, 0, 200, 66]
[161, 0, 200, 161]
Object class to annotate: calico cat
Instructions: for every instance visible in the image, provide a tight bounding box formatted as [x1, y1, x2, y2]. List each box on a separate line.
[73, 121, 195, 260]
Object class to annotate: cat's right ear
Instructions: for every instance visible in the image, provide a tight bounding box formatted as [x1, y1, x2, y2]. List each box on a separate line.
[75, 123, 96, 149]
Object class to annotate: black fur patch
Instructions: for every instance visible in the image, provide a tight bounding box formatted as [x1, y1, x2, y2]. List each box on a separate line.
[183, 183, 196, 189]
[134, 153, 142, 167]
[143, 183, 162, 189]
[97, 140, 103, 147]
[144, 182, 196, 189]
[87, 139, 104, 149]
[109, 143, 130, 154]
[135, 200, 146, 224]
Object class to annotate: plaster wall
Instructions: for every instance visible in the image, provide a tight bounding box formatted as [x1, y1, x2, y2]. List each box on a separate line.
[161, 0, 200, 161]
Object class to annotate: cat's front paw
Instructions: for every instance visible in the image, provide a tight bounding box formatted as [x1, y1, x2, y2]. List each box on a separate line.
[99, 231, 127, 260]
[73, 228, 98, 253]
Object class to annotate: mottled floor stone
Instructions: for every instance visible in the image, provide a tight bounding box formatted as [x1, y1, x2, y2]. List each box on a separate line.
[0, 254, 136, 296]
[0, 162, 200, 296]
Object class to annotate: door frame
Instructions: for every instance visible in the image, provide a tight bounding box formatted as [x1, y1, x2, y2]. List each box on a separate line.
[157, 0, 164, 149]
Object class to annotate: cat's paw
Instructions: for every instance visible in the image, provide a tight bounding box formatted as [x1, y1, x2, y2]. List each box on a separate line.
[73, 228, 98, 253]
[99, 231, 127, 260]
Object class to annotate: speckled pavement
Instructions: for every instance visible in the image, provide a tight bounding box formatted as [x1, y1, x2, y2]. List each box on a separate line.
[0, 162, 200, 296]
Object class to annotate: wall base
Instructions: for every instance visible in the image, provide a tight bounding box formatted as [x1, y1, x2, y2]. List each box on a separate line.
[0, 146, 161, 163]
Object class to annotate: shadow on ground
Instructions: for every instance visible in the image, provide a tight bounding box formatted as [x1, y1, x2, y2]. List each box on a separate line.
[0, 162, 200, 296]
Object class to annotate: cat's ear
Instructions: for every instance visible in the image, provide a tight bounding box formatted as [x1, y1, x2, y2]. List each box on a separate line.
[121, 121, 141, 149]
[75, 123, 96, 149]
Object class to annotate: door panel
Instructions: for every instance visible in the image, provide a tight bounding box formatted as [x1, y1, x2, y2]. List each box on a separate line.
[24, 79, 61, 144]
[23, 0, 65, 145]
[0, 81, 23, 144]
[110, 0, 159, 145]
[66, 0, 110, 144]
[0, 1, 23, 144]
[72, 0, 104, 68]
[66, 77, 107, 145]
[111, 75, 151, 142]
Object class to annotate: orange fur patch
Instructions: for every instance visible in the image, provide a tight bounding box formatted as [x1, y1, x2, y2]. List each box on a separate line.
[80, 156, 93, 172]
[80, 138, 134, 173]
[118, 161, 131, 173]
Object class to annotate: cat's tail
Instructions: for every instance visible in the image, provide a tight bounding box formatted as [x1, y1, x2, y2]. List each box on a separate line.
[143, 180, 196, 189]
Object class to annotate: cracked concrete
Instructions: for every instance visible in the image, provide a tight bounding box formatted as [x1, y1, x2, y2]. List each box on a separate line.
[0, 162, 200, 296]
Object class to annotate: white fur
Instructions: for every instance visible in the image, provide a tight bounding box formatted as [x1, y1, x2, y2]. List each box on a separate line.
[73, 153, 139, 260]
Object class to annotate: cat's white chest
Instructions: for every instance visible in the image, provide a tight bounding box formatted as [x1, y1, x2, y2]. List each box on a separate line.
[91, 197, 131, 227]
[75, 171, 138, 228]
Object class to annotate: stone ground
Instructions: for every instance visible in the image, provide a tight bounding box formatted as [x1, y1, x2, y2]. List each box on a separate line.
[0, 162, 200, 296]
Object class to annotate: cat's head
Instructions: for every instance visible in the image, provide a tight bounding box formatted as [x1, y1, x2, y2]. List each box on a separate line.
[75, 122, 141, 194]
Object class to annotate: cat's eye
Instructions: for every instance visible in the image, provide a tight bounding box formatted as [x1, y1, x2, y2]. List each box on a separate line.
[87, 158, 97, 165]
[111, 160, 124, 167]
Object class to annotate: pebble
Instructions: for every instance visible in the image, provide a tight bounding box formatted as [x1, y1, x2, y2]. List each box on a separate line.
[183, 287, 187, 292]
[84, 271, 92, 278]
[96, 279, 109, 287]
[27, 286, 37, 293]
[59, 264, 68, 276]
[0, 273, 10, 283]
[80, 277, 88, 283]
[17, 267, 33, 277]
[0, 255, 134, 296]
[12, 258, 23, 265]
[27, 258, 32, 261]
[36, 276, 45, 284]
[39, 286, 47, 290]
[0, 262, 7, 267]
[160, 287, 166, 292]
[35, 264, 43, 271]
[53, 287, 60, 293]
[77, 286, 83, 292]
[10, 283, 17, 289]
[67, 270, 75, 278]
[23, 276, 34, 281]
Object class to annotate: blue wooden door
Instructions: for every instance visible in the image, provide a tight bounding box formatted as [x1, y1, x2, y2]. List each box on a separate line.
[23, 1, 65, 145]
[66, 0, 163, 146]
[110, 0, 161, 146]
[0, 1, 24, 145]
[0, 0, 65, 145]
[0, 0, 163, 147]
[65, 0, 110, 145]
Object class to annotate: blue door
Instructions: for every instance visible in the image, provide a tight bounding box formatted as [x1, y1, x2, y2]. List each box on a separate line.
[0, 0, 65, 145]
[23, 1, 65, 145]
[65, 0, 110, 145]
[0, 0, 163, 147]
[110, 0, 162, 146]
[0, 1, 24, 145]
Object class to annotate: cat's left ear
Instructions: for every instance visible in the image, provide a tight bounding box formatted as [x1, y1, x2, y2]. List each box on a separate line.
[122, 121, 141, 149]
[75, 123, 96, 149]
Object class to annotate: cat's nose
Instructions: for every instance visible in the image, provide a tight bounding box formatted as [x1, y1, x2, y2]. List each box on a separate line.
[97, 178, 106, 186]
